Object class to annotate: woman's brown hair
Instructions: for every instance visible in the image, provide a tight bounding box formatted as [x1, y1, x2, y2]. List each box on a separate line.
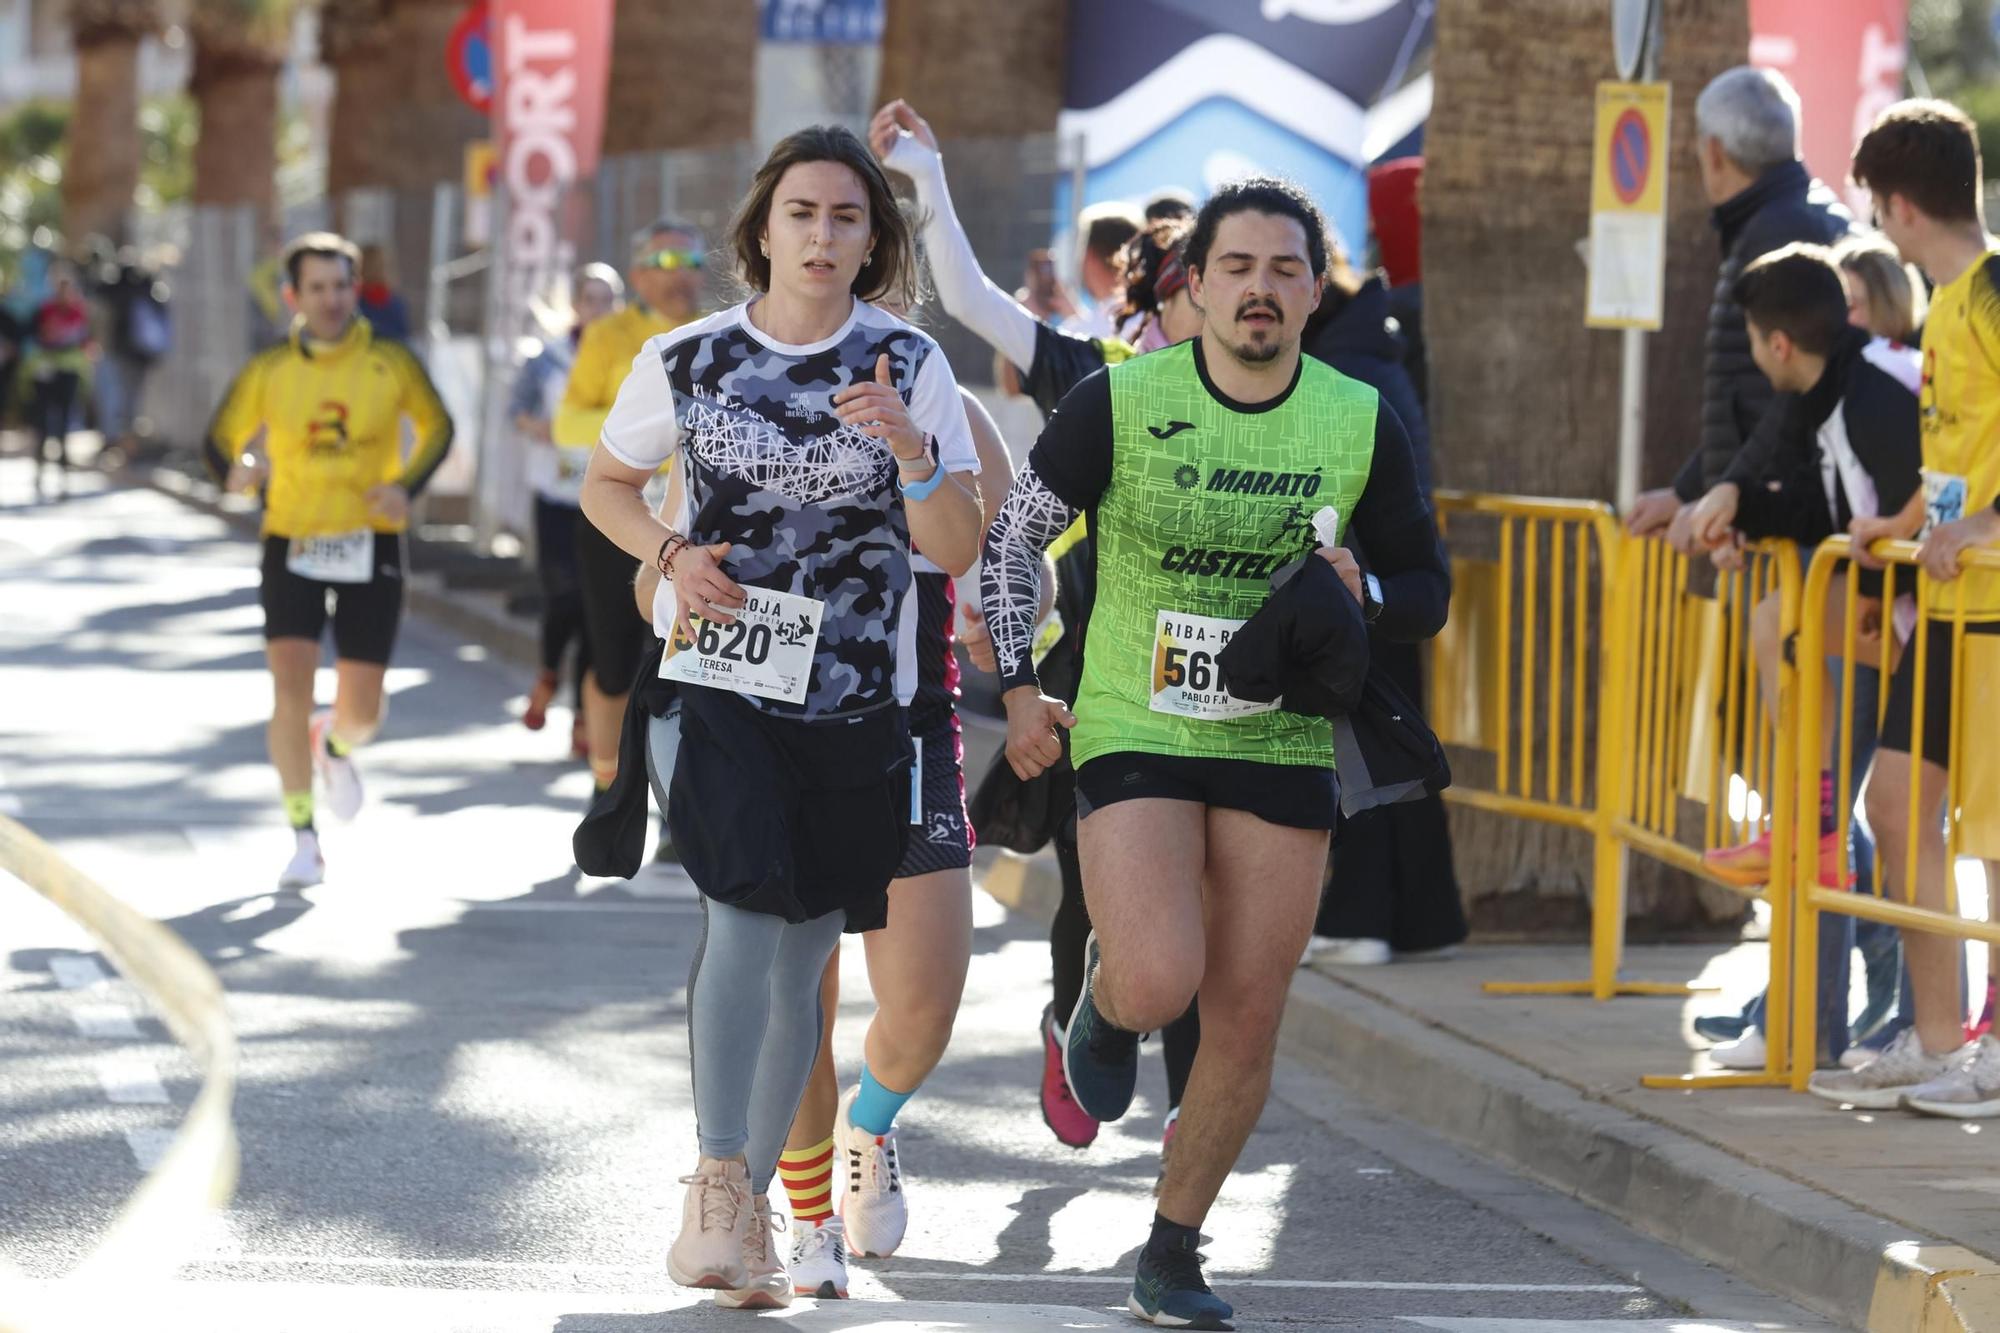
[728, 125, 919, 306]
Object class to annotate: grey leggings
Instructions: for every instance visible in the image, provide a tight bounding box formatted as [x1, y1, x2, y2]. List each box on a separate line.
[654, 710, 846, 1192]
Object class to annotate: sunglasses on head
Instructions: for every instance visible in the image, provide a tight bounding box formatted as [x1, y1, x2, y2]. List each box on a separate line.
[639, 249, 704, 272]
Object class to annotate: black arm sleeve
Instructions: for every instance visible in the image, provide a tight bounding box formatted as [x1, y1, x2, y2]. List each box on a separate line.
[1349, 400, 1450, 642]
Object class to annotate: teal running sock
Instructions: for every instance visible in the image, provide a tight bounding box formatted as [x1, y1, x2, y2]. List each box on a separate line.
[849, 1063, 918, 1136]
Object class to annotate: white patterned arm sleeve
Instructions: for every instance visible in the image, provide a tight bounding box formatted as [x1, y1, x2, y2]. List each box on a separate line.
[980, 462, 1082, 695]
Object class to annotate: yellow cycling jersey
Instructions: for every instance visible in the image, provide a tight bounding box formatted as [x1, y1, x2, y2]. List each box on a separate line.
[205, 317, 453, 539]
[554, 303, 700, 448]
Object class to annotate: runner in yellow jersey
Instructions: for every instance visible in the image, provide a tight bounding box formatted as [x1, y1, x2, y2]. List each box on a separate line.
[203, 232, 453, 890]
[558, 219, 706, 816]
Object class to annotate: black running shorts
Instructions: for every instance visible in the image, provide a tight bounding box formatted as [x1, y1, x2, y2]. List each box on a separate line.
[896, 708, 973, 877]
[259, 532, 404, 665]
[1075, 750, 1339, 831]
[1878, 617, 2000, 767]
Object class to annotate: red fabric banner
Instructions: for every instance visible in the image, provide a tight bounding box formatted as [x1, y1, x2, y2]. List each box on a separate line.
[1749, 0, 1908, 215]
[489, 0, 613, 337]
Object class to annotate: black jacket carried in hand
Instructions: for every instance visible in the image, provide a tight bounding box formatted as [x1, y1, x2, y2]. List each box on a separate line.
[1674, 160, 1851, 502]
[1217, 556, 1449, 815]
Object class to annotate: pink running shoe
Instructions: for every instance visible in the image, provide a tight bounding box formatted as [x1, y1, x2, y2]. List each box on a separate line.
[1040, 1004, 1099, 1149]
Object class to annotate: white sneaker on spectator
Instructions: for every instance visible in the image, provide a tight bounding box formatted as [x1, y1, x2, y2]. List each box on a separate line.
[1306, 938, 1390, 967]
[1902, 1035, 2000, 1120]
[1838, 1044, 1875, 1070]
[1807, 1028, 1968, 1109]
[1709, 1030, 1766, 1070]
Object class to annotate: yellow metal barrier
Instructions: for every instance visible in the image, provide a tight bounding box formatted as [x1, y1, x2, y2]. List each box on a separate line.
[1787, 538, 2000, 1091]
[0, 815, 239, 1331]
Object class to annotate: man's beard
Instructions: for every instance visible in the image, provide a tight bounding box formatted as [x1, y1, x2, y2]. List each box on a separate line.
[1230, 334, 1283, 364]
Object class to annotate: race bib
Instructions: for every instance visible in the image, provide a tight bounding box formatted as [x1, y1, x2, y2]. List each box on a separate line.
[1922, 470, 1969, 538]
[660, 587, 823, 706]
[1148, 609, 1278, 721]
[287, 530, 375, 584]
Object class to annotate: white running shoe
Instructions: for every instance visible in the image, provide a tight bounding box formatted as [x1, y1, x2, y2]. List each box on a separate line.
[789, 1215, 849, 1299]
[667, 1157, 752, 1291]
[1708, 1029, 1766, 1071]
[1902, 1035, 2000, 1120]
[308, 710, 364, 822]
[715, 1193, 789, 1309]
[835, 1085, 908, 1258]
[1306, 937, 1391, 967]
[1838, 1044, 1876, 1070]
[1806, 1028, 1969, 1109]
[278, 830, 324, 890]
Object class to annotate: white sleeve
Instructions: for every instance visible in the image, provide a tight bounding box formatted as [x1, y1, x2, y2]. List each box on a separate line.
[910, 345, 978, 475]
[884, 135, 1040, 376]
[598, 342, 680, 470]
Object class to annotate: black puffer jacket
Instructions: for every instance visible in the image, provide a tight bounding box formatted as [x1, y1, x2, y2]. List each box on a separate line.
[1673, 159, 1851, 502]
[1303, 275, 1434, 497]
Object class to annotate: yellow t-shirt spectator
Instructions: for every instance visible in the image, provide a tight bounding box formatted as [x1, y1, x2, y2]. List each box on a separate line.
[1918, 249, 2000, 617]
[554, 303, 699, 448]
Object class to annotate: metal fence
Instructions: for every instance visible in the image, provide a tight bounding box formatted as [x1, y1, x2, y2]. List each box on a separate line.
[140, 133, 1077, 544]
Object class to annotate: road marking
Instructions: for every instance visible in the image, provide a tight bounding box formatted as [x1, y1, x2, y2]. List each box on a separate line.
[189, 1254, 1637, 1293]
[125, 1126, 176, 1169]
[1358, 1167, 1395, 1175]
[453, 900, 703, 914]
[73, 1002, 142, 1038]
[96, 1053, 170, 1104]
[51, 954, 111, 988]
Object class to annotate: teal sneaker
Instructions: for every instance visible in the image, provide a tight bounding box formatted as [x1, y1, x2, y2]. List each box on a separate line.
[1129, 1230, 1234, 1329]
[1062, 931, 1140, 1122]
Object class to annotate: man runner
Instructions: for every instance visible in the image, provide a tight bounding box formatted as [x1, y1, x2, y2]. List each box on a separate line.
[205, 232, 453, 890]
[979, 178, 1447, 1329]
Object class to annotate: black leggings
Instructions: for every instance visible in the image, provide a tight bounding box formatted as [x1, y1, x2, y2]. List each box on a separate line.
[1052, 815, 1202, 1111]
[34, 369, 80, 466]
[534, 495, 590, 704]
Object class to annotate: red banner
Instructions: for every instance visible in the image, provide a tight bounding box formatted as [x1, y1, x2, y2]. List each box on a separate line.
[489, 0, 613, 339]
[1749, 0, 1908, 215]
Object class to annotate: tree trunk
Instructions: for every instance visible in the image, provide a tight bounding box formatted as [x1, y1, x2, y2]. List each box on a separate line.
[1961, 0, 1999, 81]
[323, 0, 398, 196]
[63, 31, 144, 244]
[875, 0, 1068, 138]
[603, 0, 757, 154]
[371, 0, 488, 192]
[190, 42, 282, 228]
[1423, 0, 1751, 934]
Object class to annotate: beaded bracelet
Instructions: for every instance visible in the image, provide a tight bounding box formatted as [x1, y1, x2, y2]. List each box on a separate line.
[656, 533, 689, 576]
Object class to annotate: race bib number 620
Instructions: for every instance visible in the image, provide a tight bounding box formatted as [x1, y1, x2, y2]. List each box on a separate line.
[1148, 609, 1278, 721]
[660, 586, 823, 706]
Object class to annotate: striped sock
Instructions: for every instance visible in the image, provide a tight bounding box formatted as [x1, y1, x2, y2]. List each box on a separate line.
[779, 1136, 835, 1224]
[283, 790, 315, 831]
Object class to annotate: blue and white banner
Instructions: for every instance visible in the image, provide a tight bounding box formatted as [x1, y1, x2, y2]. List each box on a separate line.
[760, 0, 883, 45]
[1058, 0, 1433, 258]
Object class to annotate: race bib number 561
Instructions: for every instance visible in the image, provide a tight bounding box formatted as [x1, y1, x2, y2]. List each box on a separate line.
[661, 587, 823, 706]
[1148, 609, 1277, 721]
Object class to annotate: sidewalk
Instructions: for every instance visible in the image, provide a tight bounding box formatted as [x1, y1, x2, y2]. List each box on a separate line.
[986, 848, 2000, 1332]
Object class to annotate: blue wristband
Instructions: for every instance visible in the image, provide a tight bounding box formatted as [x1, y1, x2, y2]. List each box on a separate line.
[899, 463, 948, 502]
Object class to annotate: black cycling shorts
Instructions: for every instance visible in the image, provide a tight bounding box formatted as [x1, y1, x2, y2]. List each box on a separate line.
[576, 512, 652, 695]
[896, 708, 973, 877]
[1879, 618, 2000, 767]
[260, 531, 404, 665]
[1074, 750, 1339, 831]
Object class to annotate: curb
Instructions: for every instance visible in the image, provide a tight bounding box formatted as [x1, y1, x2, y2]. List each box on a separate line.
[1278, 966, 2000, 1332]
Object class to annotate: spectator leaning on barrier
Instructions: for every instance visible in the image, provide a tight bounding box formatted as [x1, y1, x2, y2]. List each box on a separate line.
[1626, 66, 1850, 546]
[1806, 98, 2000, 1117]
[1836, 233, 1927, 345]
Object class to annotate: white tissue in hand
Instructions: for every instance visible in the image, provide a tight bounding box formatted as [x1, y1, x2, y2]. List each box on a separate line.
[1311, 506, 1342, 548]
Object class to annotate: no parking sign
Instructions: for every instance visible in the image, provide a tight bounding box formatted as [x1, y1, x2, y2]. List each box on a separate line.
[1586, 81, 1669, 330]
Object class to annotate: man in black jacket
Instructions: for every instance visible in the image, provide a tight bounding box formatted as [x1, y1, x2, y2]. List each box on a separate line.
[1627, 66, 1850, 545]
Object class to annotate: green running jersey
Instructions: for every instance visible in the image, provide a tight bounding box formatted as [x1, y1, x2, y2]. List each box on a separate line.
[1070, 341, 1379, 770]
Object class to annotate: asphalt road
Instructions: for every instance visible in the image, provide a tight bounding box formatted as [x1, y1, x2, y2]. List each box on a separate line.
[0, 459, 1832, 1332]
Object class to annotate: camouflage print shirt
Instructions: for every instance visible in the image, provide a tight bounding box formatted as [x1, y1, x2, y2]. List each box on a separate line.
[600, 299, 979, 721]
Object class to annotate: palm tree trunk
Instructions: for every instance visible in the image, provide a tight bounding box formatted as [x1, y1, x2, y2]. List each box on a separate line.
[875, 0, 1068, 137]
[604, 0, 757, 153]
[190, 42, 282, 227]
[323, 0, 397, 196]
[1423, 0, 1752, 933]
[63, 30, 145, 243]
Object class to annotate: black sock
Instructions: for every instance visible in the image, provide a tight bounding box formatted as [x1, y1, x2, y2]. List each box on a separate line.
[1146, 1211, 1201, 1258]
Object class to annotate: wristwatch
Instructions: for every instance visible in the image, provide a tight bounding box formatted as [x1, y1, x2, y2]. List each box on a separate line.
[1361, 573, 1384, 625]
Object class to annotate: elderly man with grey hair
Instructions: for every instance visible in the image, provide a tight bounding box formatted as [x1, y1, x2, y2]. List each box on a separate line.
[1628, 65, 1851, 544]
